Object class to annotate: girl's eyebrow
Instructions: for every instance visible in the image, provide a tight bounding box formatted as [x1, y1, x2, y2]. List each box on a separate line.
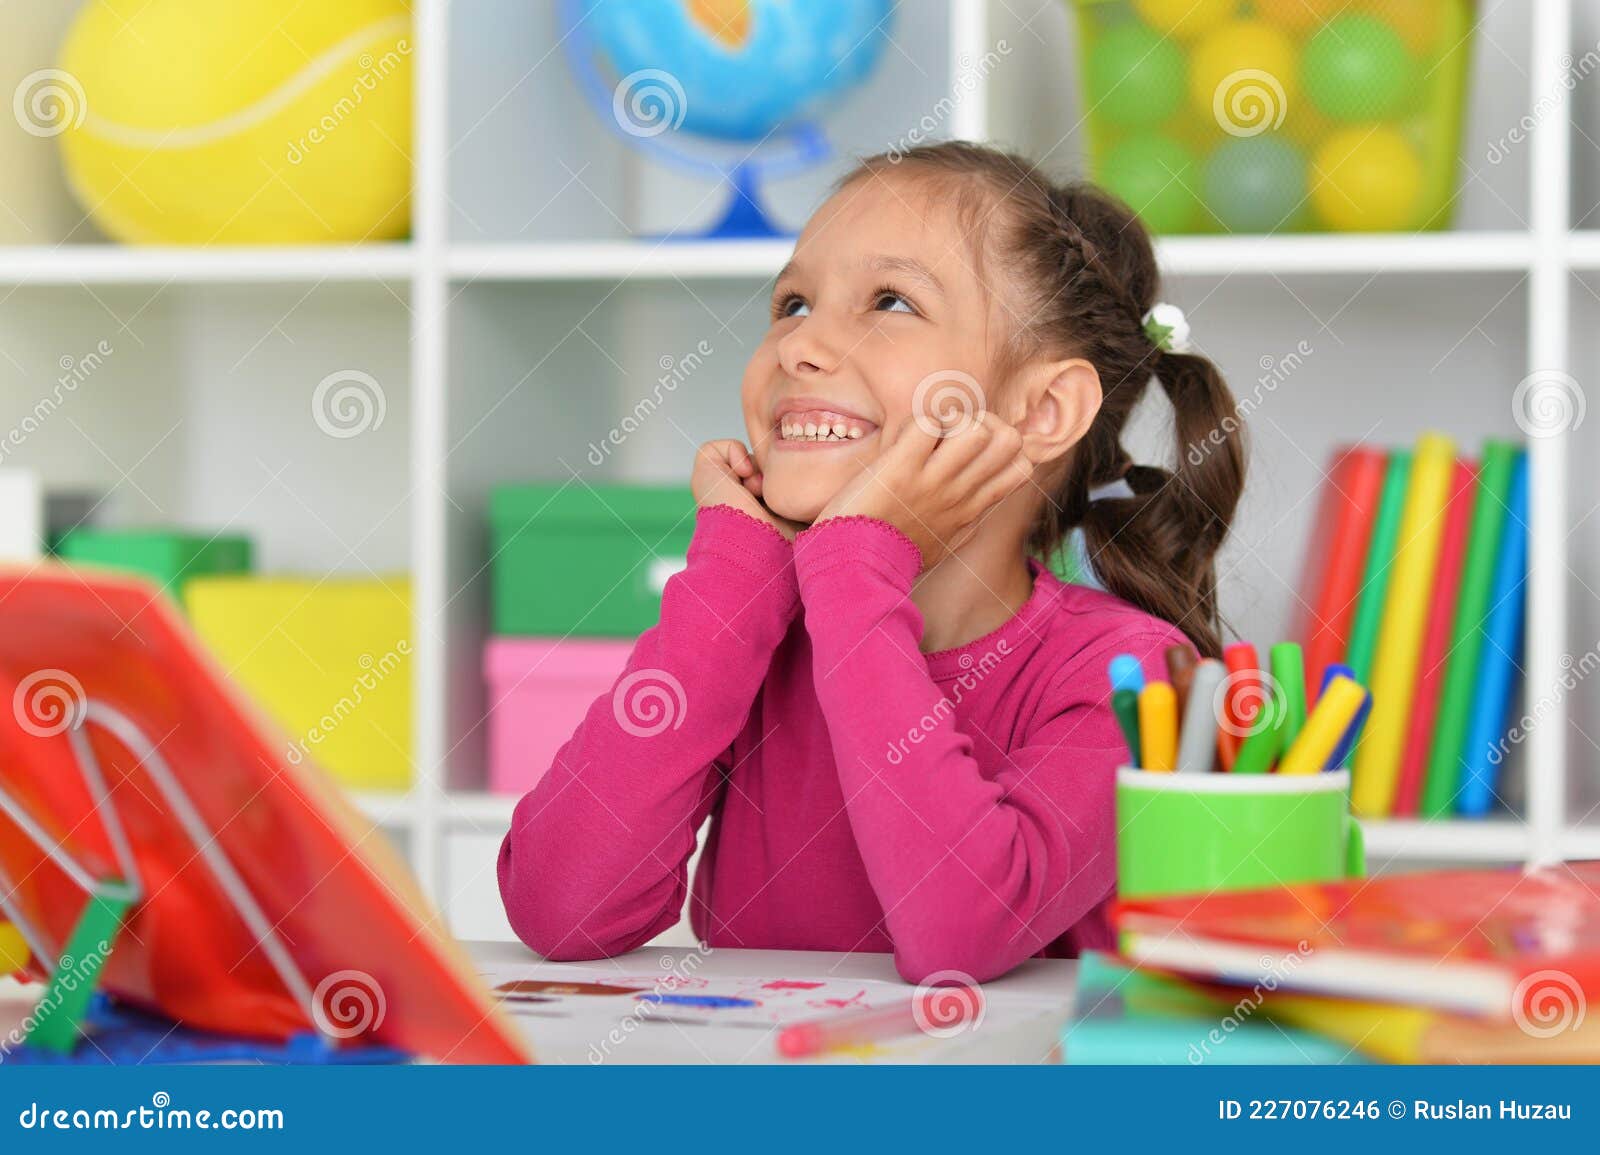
[868, 254, 945, 296]
[771, 255, 946, 296]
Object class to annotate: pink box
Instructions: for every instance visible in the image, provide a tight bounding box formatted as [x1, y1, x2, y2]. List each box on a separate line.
[484, 637, 634, 795]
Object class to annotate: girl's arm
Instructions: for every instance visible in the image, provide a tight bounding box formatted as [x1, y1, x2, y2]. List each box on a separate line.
[794, 516, 1175, 984]
[497, 504, 799, 960]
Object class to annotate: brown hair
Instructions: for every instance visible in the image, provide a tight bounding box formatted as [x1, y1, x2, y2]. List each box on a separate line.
[842, 142, 1246, 657]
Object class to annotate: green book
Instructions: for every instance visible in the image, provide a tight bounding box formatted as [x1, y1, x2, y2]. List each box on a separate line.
[1419, 441, 1520, 818]
[1344, 450, 1412, 684]
[1065, 953, 1365, 1065]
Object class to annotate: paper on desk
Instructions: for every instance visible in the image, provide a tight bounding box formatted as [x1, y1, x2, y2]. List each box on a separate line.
[478, 963, 1062, 1032]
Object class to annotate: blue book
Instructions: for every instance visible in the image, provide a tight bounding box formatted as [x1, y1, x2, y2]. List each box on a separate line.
[1064, 954, 1366, 1066]
[1456, 452, 1530, 817]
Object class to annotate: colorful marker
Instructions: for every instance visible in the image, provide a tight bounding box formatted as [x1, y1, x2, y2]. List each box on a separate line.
[1164, 645, 1197, 725]
[777, 989, 984, 1059]
[1138, 682, 1178, 772]
[1270, 642, 1307, 750]
[1113, 688, 1142, 767]
[1279, 676, 1370, 776]
[1109, 654, 1145, 694]
[1218, 642, 1261, 771]
[1230, 695, 1284, 775]
[1175, 659, 1225, 774]
[1319, 662, 1370, 770]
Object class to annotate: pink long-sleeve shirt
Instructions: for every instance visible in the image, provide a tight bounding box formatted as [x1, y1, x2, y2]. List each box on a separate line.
[498, 505, 1185, 983]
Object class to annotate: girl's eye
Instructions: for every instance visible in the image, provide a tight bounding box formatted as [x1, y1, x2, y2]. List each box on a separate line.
[776, 295, 810, 319]
[873, 292, 915, 315]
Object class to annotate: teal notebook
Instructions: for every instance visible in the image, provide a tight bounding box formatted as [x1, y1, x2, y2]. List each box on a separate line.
[1064, 953, 1367, 1066]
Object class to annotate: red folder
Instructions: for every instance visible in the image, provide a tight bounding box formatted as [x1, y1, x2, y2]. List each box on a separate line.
[0, 566, 528, 1064]
[1297, 446, 1389, 696]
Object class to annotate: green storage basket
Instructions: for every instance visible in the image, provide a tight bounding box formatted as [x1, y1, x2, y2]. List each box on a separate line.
[490, 484, 695, 636]
[1071, 0, 1474, 234]
[56, 528, 253, 597]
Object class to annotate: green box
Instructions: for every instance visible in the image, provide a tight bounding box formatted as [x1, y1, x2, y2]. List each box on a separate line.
[491, 484, 695, 636]
[56, 529, 253, 596]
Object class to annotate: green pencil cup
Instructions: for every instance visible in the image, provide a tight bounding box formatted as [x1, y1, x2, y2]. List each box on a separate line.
[1116, 768, 1364, 900]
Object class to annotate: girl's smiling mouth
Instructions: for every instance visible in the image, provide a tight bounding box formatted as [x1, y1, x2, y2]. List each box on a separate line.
[771, 399, 880, 448]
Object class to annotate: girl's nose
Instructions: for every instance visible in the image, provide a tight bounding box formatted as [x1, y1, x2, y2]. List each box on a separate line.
[777, 313, 844, 378]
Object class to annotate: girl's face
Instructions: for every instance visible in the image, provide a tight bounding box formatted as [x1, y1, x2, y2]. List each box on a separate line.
[741, 174, 1006, 523]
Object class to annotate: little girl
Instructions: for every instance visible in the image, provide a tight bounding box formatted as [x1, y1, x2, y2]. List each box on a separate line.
[499, 142, 1245, 983]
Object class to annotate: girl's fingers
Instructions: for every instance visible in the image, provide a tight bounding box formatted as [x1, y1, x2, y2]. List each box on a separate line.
[743, 472, 765, 498]
[928, 414, 994, 475]
[955, 420, 1025, 483]
[728, 441, 756, 476]
[969, 449, 1034, 513]
[883, 415, 941, 469]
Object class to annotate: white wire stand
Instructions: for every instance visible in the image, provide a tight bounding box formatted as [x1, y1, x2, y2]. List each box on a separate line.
[0, 699, 327, 1055]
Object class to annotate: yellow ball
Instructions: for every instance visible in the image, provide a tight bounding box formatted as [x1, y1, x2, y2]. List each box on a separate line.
[1132, 0, 1239, 39]
[1190, 20, 1298, 129]
[1310, 126, 1423, 231]
[59, 0, 412, 245]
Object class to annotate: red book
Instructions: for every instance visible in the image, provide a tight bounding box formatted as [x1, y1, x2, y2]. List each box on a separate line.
[1297, 446, 1389, 697]
[0, 568, 529, 1063]
[1114, 865, 1600, 1020]
[1392, 459, 1478, 815]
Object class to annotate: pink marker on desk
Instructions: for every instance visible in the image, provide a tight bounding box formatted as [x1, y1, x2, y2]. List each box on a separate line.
[776, 985, 986, 1058]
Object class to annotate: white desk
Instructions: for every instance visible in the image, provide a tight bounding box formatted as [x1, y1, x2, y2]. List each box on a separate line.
[469, 942, 1078, 1065]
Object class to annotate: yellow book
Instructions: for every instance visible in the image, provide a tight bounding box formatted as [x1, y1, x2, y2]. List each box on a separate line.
[0, 922, 28, 973]
[1351, 433, 1455, 816]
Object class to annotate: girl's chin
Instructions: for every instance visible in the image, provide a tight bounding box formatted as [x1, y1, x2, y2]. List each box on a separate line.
[759, 480, 837, 525]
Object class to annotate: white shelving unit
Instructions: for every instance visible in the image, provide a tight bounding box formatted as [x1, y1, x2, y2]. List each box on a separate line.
[1, 0, 1594, 942]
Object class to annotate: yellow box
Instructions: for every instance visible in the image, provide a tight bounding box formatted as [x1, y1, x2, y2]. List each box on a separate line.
[185, 577, 413, 792]
[0, 922, 28, 974]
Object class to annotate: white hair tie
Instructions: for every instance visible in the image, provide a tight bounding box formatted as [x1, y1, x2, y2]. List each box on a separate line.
[1141, 303, 1191, 354]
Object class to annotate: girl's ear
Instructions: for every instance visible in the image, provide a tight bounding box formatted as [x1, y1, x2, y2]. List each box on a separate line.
[1011, 358, 1103, 464]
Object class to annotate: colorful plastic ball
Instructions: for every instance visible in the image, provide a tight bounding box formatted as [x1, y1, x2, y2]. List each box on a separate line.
[1361, 0, 1444, 54]
[1099, 135, 1202, 234]
[1189, 20, 1298, 131]
[1204, 136, 1307, 232]
[1090, 23, 1186, 129]
[1310, 126, 1423, 231]
[1253, 0, 1344, 33]
[1131, 0, 1238, 39]
[1302, 14, 1412, 122]
[58, 0, 412, 243]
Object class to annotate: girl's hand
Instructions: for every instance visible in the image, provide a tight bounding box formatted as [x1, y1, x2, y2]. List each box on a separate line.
[691, 439, 807, 541]
[814, 413, 1031, 568]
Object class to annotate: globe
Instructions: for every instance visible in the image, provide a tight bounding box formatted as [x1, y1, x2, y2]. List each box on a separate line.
[562, 0, 895, 237]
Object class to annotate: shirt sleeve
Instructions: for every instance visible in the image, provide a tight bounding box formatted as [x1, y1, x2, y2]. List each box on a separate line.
[793, 515, 1176, 984]
[498, 505, 799, 960]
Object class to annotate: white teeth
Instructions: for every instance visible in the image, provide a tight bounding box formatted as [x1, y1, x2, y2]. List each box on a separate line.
[849, 426, 863, 438]
[832, 421, 846, 437]
[804, 423, 817, 437]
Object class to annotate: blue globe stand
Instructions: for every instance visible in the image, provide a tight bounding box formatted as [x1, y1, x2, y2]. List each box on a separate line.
[706, 162, 785, 240]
